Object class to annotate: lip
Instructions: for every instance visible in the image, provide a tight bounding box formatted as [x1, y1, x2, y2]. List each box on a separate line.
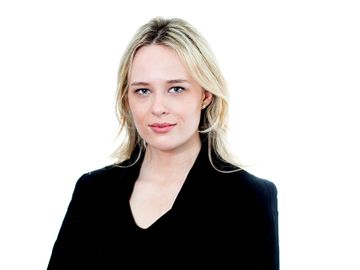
[148, 123, 176, 134]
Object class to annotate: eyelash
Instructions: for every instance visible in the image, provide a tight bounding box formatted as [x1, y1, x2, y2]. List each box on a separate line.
[134, 86, 185, 95]
[169, 86, 185, 93]
[135, 88, 150, 95]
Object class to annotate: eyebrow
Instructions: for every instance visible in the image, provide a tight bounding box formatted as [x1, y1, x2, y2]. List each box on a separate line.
[130, 79, 189, 86]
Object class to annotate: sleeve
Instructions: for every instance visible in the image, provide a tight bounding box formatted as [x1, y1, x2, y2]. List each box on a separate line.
[47, 174, 90, 270]
[267, 181, 280, 269]
[255, 180, 280, 270]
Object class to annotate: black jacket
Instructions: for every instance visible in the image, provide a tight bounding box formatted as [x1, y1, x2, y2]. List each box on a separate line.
[48, 144, 279, 269]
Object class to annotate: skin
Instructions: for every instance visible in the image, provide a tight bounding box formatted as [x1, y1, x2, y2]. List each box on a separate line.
[127, 44, 212, 228]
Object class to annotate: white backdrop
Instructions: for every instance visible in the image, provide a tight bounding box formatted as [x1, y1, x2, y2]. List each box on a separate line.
[0, 1, 359, 269]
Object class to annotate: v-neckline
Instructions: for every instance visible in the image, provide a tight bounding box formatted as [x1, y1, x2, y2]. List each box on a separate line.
[127, 200, 173, 230]
[127, 165, 193, 231]
[126, 145, 208, 231]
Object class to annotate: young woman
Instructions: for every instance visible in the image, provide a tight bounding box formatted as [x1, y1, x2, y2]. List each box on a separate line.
[47, 17, 279, 269]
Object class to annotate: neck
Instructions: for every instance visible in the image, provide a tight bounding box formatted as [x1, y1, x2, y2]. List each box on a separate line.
[141, 138, 201, 180]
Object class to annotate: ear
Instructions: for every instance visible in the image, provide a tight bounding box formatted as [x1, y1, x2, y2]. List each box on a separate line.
[201, 90, 213, 109]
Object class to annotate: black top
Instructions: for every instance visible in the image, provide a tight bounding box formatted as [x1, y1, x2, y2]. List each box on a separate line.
[47, 143, 279, 269]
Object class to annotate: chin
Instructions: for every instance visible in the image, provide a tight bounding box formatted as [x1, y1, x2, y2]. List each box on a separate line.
[147, 142, 180, 152]
[144, 137, 181, 152]
[143, 132, 198, 153]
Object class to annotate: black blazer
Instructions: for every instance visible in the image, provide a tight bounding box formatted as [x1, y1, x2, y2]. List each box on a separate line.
[48, 143, 279, 269]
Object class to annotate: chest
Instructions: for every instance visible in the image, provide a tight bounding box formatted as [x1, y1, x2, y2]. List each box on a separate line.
[129, 178, 186, 229]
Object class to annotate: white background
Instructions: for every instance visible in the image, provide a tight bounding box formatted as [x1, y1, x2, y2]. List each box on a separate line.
[1, 0, 359, 269]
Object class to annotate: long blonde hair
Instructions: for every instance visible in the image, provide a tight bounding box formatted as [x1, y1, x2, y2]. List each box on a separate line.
[112, 17, 240, 171]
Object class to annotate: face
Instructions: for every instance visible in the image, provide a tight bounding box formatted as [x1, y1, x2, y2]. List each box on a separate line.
[127, 45, 212, 153]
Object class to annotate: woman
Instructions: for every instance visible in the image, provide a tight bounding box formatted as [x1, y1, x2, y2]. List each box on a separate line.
[47, 17, 279, 269]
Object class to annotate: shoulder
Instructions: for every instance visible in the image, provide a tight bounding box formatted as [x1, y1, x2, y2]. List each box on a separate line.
[232, 169, 276, 191]
[230, 169, 277, 201]
[209, 165, 278, 207]
[76, 164, 122, 185]
[72, 164, 131, 197]
[197, 146, 278, 203]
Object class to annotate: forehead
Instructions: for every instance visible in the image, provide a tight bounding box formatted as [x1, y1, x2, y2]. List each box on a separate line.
[129, 45, 190, 82]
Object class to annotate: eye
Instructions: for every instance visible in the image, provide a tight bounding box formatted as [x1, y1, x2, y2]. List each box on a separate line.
[135, 88, 150, 95]
[169, 86, 185, 94]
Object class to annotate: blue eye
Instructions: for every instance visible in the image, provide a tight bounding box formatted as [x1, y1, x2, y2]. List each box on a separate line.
[169, 86, 185, 93]
[135, 88, 150, 95]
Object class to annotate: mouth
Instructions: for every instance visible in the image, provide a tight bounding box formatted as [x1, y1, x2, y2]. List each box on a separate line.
[148, 123, 177, 134]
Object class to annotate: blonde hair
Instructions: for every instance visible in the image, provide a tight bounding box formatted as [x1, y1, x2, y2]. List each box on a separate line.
[112, 17, 240, 171]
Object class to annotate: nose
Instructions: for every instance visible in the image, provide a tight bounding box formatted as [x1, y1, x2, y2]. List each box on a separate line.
[151, 93, 169, 117]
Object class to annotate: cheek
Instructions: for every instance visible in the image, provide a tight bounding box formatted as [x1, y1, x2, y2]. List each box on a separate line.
[180, 105, 202, 126]
[128, 99, 145, 125]
[130, 107, 145, 125]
